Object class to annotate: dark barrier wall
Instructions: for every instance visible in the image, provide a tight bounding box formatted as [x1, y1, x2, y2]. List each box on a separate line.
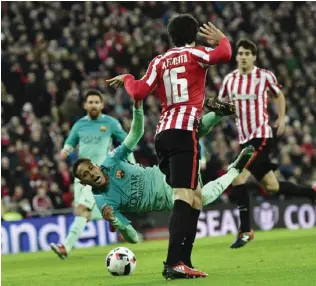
[142, 200, 316, 240]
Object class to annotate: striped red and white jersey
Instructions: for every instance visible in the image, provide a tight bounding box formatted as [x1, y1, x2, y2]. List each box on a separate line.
[153, 46, 212, 135]
[218, 66, 282, 144]
[123, 38, 232, 136]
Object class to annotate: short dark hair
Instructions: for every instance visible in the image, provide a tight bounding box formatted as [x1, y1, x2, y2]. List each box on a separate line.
[72, 158, 91, 177]
[236, 39, 257, 56]
[167, 14, 199, 47]
[85, 89, 103, 102]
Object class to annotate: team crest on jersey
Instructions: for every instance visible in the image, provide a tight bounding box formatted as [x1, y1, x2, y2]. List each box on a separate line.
[100, 125, 107, 132]
[115, 170, 125, 179]
[253, 78, 260, 86]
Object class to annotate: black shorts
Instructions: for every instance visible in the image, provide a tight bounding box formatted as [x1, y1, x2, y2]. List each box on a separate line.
[155, 129, 199, 189]
[241, 137, 279, 181]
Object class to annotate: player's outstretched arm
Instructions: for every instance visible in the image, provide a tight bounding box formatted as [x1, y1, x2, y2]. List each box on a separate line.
[60, 123, 80, 159]
[122, 100, 144, 151]
[113, 222, 139, 244]
[106, 58, 158, 100]
[102, 206, 139, 244]
[111, 118, 137, 164]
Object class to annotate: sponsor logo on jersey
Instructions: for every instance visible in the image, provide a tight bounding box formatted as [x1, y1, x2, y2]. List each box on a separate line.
[232, 93, 257, 100]
[80, 135, 102, 144]
[130, 175, 144, 207]
[100, 125, 107, 132]
[115, 170, 125, 179]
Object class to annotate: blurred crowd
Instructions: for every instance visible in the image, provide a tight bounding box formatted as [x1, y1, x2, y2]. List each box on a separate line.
[1, 2, 316, 218]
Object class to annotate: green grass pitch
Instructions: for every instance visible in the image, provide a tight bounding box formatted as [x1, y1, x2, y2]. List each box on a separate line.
[2, 228, 316, 286]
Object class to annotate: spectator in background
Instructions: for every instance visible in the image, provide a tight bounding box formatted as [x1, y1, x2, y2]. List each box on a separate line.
[12, 185, 32, 217]
[32, 185, 54, 216]
[48, 182, 67, 209]
[1, 177, 11, 205]
[55, 161, 72, 193]
[59, 88, 83, 123]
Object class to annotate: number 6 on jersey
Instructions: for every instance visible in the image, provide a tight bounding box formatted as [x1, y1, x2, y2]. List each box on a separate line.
[163, 66, 189, 106]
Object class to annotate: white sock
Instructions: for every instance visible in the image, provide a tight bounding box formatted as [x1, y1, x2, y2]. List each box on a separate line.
[64, 216, 88, 254]
[202, 168, 239, 206]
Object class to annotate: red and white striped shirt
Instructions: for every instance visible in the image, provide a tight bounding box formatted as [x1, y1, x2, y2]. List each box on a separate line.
[218, 66, 282, 144]
[123, 38, 232, 135]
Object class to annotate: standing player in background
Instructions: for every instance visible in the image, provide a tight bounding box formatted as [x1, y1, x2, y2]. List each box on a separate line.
[218, 39, 316, 249]
[50, 90, 135, 259]
[107, 15, 232, 279]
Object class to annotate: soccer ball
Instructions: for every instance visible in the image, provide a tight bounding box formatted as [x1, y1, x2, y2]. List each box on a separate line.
[106, 247, 137, 276]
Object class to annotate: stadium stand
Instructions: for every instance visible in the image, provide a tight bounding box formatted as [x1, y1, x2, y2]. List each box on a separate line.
[1, 2, 315, 218]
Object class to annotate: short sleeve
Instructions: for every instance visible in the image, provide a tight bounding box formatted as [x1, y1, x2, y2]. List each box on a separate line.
[265, 71, 282, 96]
[141, 56, 160, 89]
[108, 144, 133, 162]
[64, 122, 80, 149]
[218, 74, 231, 102]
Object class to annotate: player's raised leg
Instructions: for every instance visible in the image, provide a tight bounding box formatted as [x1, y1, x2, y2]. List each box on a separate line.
[202, 146, 255, 206]
[261, 173, 316, 204]
[197, 98, 236, 138]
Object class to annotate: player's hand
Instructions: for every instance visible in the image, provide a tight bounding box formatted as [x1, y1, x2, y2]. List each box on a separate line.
[59, 150, 68, 160]
[200, 161, 207, 171]
[102, 206, 115, 222]
[198, 22, 226, 46]
[106, 75, 127, 89]
[275, 117, 285, 137]
[134, 99, 143, 109]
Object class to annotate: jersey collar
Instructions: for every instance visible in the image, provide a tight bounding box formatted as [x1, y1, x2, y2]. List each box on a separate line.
[86, 114, 104, 121]
[238, 66, 257, 76]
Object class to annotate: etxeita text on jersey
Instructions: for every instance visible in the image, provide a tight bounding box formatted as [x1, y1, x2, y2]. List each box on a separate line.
[162, 54, 188, 69]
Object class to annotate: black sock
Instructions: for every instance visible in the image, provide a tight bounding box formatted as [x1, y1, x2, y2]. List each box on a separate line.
[233, 185, 251, 232]
[166, 200, 191, 266]
[180, 208, 200, 268]
[278, 182, 315, 198]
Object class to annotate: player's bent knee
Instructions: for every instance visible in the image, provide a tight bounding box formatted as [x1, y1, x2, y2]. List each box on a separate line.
[260, 173, 279, 193]
[174, 188, 194, 206]
[232, 169, 251, 186]
[192, 189, 202, 210]
[233, 175, 247, 186]
[264, 182, 279, 193]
